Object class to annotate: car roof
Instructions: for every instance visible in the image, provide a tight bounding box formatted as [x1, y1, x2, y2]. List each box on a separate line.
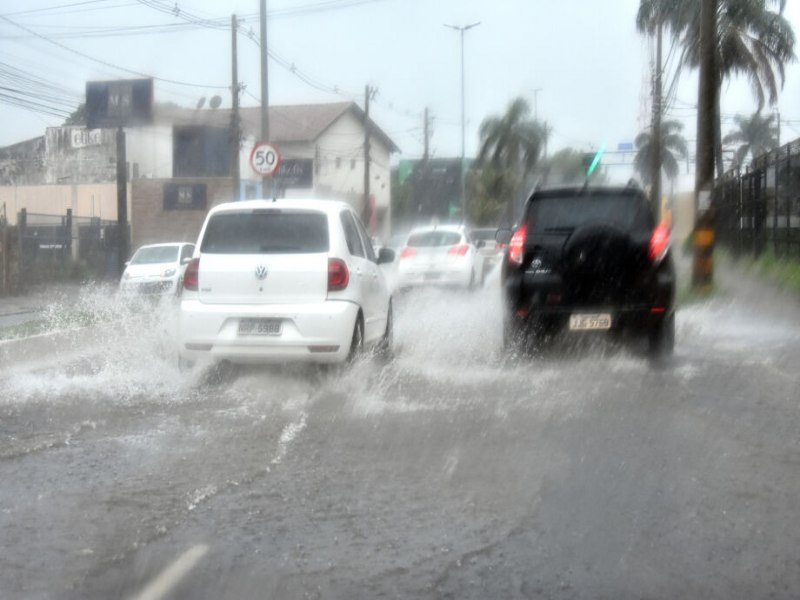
[530, 184, 645, 201]
[207, 198, 353, 216]
[135, 242, 191, 249]
[407, 224, 465, 236]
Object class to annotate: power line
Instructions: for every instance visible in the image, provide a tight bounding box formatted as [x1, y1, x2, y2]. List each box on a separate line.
[0, 14, 229, 90]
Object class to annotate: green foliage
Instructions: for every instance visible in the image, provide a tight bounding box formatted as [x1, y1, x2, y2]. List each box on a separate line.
[63, 103, 86, 126]
[634, 120, 689, 185]
[722, 111, 780, 167]
[465, 167, 515, 226]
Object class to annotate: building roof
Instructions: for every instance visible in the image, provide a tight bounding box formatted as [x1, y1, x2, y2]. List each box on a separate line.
[155, 101, 399, 153]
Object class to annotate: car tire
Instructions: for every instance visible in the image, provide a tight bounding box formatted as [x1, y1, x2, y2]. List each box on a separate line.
[648, 312, 675, 358]
[347, 314, 364, 362]
[375, 301, 393, 360]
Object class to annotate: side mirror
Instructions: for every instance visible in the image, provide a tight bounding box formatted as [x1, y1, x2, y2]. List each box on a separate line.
[181, 257, 192, 265]
[124, 260, 131, 267]
[496, 228, 512, 245]
[377, 247, 395, 265]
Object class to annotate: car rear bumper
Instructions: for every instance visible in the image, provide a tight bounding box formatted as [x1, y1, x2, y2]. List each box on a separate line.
[120, 278, 179, 295]
[178, 299, 359, 364]
[396, 262, 473, 288]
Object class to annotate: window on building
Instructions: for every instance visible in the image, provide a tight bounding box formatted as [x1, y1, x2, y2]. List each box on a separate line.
[173, 126, 231, 177]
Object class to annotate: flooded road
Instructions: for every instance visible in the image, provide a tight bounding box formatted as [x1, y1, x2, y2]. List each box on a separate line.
[1, 269, 800, 599]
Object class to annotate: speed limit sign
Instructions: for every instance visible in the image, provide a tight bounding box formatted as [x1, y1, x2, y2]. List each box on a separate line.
[250, 142, 280, 176]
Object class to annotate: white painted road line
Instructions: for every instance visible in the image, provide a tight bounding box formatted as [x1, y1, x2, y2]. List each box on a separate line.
[130, 544, 209, 600]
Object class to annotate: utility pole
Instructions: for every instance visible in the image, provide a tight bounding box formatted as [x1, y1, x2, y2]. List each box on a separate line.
[260, 0, 270, 197]
[423, 107, 430, 162]
[363, 85, 374, 226]
[692, 0, 718, 290]
[116, 126, 128, 276]
[231, 14, 240, 201]
[651, 21, 663, 220]
[445, 22, 480, 221]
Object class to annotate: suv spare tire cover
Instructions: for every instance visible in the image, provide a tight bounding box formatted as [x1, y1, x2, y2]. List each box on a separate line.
[562, 224, 633, 299]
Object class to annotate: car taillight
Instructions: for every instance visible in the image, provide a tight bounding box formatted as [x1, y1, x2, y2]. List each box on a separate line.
[183, 258, 200, 291]
[448, 244, 469, 256]
[328, 258, 349, 291]
[648, 223, 670, 264]
[400, 247, 416, 260]
[495, 242, 507, 250]
[508, 224, 527, 265]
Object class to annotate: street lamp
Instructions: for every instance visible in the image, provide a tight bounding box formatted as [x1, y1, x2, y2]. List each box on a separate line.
[445, 21, 480, 221]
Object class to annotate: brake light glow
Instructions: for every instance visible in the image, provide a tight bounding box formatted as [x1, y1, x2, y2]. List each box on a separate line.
[648, 223, 670, 263]
[183, 258, 200, 291]
[508, 224, 527, 265]
[328, 258, 349, 291]
[448, 244, 470, 257]
[400, 247, 416, 260]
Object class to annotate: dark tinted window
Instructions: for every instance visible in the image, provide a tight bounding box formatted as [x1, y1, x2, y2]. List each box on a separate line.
[353, 215, 377, 262]
[407, 231, 462, 247]
[527, 194, 653, 233]
[131, 245, 179, 264]
[201, 210, 329, 254]
[340, 211, 365, 258]
[180, 244, 195, 261]
[471, 229, 497, 242]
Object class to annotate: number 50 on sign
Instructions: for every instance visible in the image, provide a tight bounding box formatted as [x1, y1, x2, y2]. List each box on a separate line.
[250, 142, 280, 176]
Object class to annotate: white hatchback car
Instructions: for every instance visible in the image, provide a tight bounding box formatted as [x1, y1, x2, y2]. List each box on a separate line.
[395, 224, 483, 290]
[178, 199, 394, 365]
[120, 242, 195, 295]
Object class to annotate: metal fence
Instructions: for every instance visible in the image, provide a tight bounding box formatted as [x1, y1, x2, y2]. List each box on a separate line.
[13, 208, 124, 290]
[715, 138, 800, 260]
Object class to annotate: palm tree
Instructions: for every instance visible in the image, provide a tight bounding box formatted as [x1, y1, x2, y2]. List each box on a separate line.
[634, 120, 689, 186]
[722, 111, 779, 168]
[476, 97, 546, 184]
[637, 0, 795, 176]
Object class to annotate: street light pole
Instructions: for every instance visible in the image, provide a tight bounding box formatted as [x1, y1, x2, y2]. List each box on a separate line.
[445, 21, 480, 222]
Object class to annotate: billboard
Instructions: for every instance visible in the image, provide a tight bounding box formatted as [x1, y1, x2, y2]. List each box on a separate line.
[86, 79, 153, 129]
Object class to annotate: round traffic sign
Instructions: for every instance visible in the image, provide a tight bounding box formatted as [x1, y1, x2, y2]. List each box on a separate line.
[250, 142, 280, 176]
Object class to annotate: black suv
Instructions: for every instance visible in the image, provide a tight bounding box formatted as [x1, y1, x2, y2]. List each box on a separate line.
[498, 184, 676, 356]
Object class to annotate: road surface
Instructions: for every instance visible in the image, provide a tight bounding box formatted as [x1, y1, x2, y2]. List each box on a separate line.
[1, 265, 799, 599]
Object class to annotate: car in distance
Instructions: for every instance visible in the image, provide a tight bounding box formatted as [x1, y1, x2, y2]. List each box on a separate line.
[395, 224, 483, 290]
[470, 227, 503, 282]
[119, 242, 195, 296]
[497, 184, 676, 356]
[178, 199, 394, 366]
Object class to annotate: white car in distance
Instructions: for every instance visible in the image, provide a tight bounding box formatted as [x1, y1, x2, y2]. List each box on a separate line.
[120, 242, 195, 296]
[178, 199, 394, 366]
[396, 225, 483, 290]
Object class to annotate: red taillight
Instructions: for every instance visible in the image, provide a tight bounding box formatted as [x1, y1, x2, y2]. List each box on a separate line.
[495, 242, 507, 250]
[448, 244, 469, 256]
[508, 224, 527, 265]
[648, 223, 670, 263]
[183, 258, 200, 291]
[400, 247, 416, 260]
[328, 258, 349, 291]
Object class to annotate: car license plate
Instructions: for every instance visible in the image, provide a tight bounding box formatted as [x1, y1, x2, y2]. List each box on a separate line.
[424, 272, 441, 281]
[238, 318, 282, 336]
[569, 313, 612, 331]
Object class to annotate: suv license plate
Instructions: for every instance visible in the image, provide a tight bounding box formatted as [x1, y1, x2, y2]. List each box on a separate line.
[569, 313, 612, 331]
[238, 318, 282, 336]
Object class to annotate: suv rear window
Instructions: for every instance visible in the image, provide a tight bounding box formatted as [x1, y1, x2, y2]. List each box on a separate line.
[527, 193, 653, 233]
[407, 231, 462, 247]
[200, 210, 329, 254]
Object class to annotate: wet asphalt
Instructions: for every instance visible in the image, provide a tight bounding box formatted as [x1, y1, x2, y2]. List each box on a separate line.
[1, 264, 800, 599]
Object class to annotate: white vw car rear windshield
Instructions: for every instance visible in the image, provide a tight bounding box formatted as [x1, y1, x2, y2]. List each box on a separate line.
[200, 210, 329, 254]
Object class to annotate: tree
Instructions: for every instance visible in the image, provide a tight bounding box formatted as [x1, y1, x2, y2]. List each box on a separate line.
[465, 166, 515, 226]
[722, 111, 779, 168]
[634, 120, 689, 186]
[63, 103, 86, 126]
[476, 97, 546, 190]
[637, 0, 795, 176]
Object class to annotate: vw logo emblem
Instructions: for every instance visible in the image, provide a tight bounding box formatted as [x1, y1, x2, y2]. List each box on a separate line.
[254, 265, 268, 280]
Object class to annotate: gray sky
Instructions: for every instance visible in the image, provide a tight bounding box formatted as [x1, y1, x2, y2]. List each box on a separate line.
[3, 0, 800, 189]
